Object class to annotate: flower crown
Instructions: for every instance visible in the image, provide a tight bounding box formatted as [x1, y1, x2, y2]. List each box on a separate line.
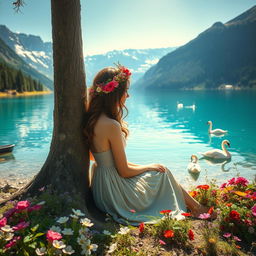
[89, 64, 131, 95]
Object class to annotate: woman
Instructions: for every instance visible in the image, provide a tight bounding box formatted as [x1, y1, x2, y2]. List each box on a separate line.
[84, 65, 211, 225]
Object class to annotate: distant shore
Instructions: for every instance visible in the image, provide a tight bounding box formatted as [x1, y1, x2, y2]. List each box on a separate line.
[0, 90, 52, 98]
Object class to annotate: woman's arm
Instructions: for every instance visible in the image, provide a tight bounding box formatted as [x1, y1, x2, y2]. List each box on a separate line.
[108, 121, 166, 178]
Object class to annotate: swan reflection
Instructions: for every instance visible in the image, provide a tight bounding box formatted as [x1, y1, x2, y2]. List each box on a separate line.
[203, 158, 233, 172]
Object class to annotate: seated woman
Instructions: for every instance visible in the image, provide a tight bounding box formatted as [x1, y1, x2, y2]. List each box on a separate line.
[84, 65, 212, 225]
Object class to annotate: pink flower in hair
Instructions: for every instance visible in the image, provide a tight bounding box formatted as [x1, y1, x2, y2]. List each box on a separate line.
[103, 80, 119, 92]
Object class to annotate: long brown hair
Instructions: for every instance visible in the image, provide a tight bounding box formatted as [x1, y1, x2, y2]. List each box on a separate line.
[84, 67, 129, 145]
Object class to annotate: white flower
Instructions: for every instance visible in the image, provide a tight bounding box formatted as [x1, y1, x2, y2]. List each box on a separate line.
[72, 209, 85, 217]
[102, 230, 111, 236]
[70, 214, 79, 219]
[1, 225, 13, 232]
[35, 247, 47, 256]
[57, 217, 69, 224]
[118, 227, 130, 235]
[80, 218, 94, 227]
[50, 225, 62, 233]
[62, 245, 75, 255]
[5, 232, 14, 241]
[248, 227, 255, 234]
[53, 240, 66, 249]
[62, 228, 74, 236]
[107, 243, 117, 254]
[81, 240, 98, 255]
[77, 234, 87, 245]
[96, 87, 102, 93]
[79, 227, 89, 235]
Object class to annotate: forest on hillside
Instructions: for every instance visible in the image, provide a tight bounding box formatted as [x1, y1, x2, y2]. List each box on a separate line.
[0, 62, 46, 92]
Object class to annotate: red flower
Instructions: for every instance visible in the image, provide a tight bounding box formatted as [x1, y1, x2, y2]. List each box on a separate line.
[229, 210, 240, 221]
[121, 67, 132, 76]
[15, 200, 30, 210]
[139, 222, 145, 233]
[5, 236, 21, 249]
[188, 229, 194, 240]
[46, 230, 62, 242]
[182, 212, 191, 217]
[103, 80, 119, 92]
[226, 203, 232, 207]
[160, 210, 172, 214]
[0, 217, 7, 228]
[197, 185, 210, 190]
[208, 207, 214, 215]
[164, 230, 174, 238]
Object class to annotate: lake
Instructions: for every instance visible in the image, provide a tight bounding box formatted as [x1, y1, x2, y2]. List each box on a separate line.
[0, 90, 256, 188]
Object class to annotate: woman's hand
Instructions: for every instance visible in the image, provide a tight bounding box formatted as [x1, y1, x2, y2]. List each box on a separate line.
[147, 163, 167, 173]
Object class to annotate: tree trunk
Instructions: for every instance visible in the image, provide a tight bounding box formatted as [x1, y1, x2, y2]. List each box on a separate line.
[25, 0, 89, 206]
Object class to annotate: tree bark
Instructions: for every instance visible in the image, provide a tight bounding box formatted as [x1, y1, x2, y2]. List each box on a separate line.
[24, 0, 89, 204]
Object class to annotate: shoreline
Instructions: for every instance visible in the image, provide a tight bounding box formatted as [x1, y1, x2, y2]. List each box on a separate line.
[0, 90, 52, 98]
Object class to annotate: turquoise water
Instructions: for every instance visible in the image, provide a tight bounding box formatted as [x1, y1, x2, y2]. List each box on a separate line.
[0, 91, 256, 187]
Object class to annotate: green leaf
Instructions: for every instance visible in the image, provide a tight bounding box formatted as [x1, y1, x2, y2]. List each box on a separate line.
[28, 242, 37, 249]
[31, 224, 39, 232]
[173, 226, 181, 230]
[23, 234, 33, 243]
[23, 249, 30, 256]
[32, 232, 45, 241]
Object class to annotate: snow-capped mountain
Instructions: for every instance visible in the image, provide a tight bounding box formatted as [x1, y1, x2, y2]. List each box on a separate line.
[84, 47, 176, 86]
[0, 25, 53, 79]
[0, 25, 176, 85]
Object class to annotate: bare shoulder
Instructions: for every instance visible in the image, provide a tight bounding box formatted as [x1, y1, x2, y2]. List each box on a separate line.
[95, 115, 121, 132]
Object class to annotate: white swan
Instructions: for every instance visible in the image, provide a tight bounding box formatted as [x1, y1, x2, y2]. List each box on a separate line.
[187, 155, 201, 173]
[185, 104, 196, 111]
[200, 140, 231, 160]
[207, 121, 227, 135]
[177, 103, 183, 109]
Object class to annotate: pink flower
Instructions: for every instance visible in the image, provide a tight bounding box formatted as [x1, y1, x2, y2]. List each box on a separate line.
[198, 213, 211, 220]
[13, 221, 30, 231]
[235, 177, 249, 186]
[159, 239, 166, 245]
[220, 183, 227, 189]
[46, 230, 62, 242]
[5, 236, 21, 249]
[129, 209, 136, 213]
[28, 205, 42, 212]
[15, 200, 30, 210]
[0, 217, 7, 228]
[103, 80, 119, 92]
[233, 236, 241, 241]
[38, 186, 45, 192]
[223, 233, 232, 238]
[251, 205, 256, 217]
[228, 178, 236, 185]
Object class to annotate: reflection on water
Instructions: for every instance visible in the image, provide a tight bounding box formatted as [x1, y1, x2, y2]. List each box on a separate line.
[0, 90, 256, 187]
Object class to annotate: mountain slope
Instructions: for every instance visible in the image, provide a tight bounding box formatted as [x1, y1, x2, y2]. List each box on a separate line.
[0, 37, 53, 90]
[0, 25, 53, 80]
[136, 5, 256, 90]
[0, 25, 176, 86]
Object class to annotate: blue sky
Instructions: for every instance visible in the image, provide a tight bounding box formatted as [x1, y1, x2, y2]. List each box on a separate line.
[0, 0, 255, 55]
